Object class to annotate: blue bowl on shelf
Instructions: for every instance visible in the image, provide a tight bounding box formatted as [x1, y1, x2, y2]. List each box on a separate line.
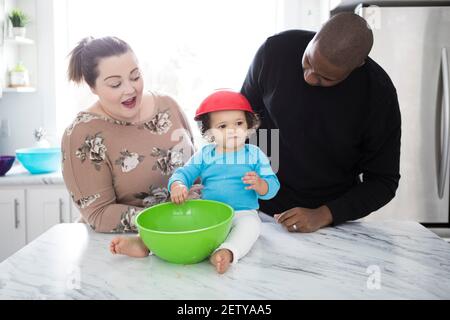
[0, 155, 15, 176]
[15, 147, 61, 174]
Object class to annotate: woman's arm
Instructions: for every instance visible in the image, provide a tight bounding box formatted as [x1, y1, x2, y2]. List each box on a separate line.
[61, 128, 142, 233]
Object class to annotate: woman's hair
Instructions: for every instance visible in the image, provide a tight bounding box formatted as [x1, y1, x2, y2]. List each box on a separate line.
[67, 36, 132, 88]
[196, 111, 261, 142]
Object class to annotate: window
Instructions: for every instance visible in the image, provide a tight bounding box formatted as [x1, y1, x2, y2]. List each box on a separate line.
[56, 0, 328, 144]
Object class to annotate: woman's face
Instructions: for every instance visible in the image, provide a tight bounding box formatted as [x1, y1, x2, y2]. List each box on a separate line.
[92, 51, 144, 122]
[208, 110, 249, 151]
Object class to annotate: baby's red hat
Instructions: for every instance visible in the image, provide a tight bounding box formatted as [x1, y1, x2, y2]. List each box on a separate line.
[194, 90, 255, 121]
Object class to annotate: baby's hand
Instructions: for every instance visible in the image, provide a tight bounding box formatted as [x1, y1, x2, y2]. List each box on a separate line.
[187, 184, 204, 200]
[170, 181, 188, 204]
[242, 171, 268, 196]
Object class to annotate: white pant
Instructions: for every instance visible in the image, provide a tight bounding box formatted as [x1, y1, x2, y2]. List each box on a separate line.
[258, 210, 275, 223]
[214, 209, 262, 265]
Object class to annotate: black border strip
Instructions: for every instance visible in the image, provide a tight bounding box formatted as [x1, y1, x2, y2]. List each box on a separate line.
[422, 222, 450, 228]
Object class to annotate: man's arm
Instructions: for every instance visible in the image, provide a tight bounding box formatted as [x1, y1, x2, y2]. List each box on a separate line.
[326, 91, 402, 225]
[277, 91, 401, 232]
[241, 40, 267, 115]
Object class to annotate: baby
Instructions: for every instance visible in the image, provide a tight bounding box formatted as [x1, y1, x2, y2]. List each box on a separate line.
[110, 90, 280, 274]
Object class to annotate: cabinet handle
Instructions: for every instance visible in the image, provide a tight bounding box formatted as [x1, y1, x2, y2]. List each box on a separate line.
[59, 198, 64, 223]
[14, 199, 19, 229]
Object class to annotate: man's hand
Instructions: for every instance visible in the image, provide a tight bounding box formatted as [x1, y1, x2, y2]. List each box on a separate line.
[274, 206, 333, 233]
[170, 181, 188, 204]
[242, 171, 268, 196]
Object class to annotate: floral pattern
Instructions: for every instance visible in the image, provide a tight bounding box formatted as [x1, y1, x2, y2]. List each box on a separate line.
[134, 185, 170, 207]
[61, 149, 66, 173]
[115, 149, 145, 173]
[150, 146, 184, 175]
[65, 113, 101, 136]
[138, 109, 172, 135]
[75, 132, 107, 171]
[111, 207, 139, 233]
[62, 96, 198, 234]
[71, 193, 100, 209]
[112, 119, 132, 126]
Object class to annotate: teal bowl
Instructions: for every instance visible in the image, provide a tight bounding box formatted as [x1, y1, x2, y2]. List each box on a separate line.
[16, 147, 61, 174]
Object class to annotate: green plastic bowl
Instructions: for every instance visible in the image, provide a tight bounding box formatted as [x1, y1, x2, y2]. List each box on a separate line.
[136, 199, 234, 264]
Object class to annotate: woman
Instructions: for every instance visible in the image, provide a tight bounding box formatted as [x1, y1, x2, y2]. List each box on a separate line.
[62, 36, 201, 235]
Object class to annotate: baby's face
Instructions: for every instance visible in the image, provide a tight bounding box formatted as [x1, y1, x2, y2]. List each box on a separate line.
[208, 110, 249, 151]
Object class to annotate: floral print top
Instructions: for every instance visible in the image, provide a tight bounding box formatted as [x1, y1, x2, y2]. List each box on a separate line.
[61, 92, 196, 233]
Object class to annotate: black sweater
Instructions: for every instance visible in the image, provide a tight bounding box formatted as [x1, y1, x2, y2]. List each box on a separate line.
[241, 30, 401, 225]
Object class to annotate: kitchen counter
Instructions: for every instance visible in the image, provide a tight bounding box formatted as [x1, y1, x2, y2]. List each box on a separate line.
[0, 220, 449, 299]
[0, 163, 63, 186]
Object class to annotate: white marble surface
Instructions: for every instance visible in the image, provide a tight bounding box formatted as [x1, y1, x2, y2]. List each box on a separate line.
[0, 220, 450, 299]
[0, 163, 63, 186]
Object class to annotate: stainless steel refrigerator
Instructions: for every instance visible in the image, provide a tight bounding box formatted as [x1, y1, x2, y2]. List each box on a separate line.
[342, 1, 450, 227]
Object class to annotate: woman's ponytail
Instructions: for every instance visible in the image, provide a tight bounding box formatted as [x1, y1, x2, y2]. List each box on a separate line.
[67, 36, 130, 88]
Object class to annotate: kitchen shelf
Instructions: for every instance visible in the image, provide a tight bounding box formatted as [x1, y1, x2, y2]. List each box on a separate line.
[2, 87, 36, 93]
[0, 2, 38, 91]
[4, 36, 34, 45]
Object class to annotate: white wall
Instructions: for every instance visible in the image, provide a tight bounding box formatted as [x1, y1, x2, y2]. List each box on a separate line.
[276, 0, 330, 32]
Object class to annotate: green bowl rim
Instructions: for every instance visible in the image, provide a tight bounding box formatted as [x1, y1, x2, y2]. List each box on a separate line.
[135, 199, 234, 235]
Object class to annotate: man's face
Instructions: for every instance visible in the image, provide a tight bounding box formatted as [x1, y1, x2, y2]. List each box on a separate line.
[301, 41, 351, 87]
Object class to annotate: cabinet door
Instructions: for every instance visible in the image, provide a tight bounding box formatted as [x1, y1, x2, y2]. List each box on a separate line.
[26, 188, 71, 242]
[0, 189, 26, 262]
[71, 201, 81, 222]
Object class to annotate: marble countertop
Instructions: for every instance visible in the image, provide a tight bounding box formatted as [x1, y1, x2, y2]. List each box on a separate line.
[0, 163, 63, 186]
[1, 220, 450, 299]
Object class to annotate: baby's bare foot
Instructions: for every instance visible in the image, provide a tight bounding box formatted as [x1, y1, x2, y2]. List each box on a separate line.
[210, 249, 233, 274]
[109, 236, 149, 258]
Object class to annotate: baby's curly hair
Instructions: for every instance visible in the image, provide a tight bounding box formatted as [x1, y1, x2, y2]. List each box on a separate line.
[196, 111, 261, 142]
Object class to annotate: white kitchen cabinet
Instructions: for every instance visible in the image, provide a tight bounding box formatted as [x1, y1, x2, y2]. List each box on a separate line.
[0, 183, 74, 262]
[0, 189, 26, 261]
[26, 187, 72, 242]
[71, 201, 80, 222]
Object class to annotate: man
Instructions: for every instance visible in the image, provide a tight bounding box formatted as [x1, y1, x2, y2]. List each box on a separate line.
[241, 12, 401, 233]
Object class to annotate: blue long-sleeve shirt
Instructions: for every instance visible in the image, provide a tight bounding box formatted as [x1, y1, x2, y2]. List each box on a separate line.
[168, 144, 280, 211]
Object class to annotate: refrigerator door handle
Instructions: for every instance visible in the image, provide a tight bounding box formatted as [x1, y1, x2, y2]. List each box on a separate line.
[438, 47, 450, 199]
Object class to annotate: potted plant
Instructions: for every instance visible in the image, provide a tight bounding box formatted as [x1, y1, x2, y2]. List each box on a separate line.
[9, 9, 29, 38]
[9, 62, 30, 88]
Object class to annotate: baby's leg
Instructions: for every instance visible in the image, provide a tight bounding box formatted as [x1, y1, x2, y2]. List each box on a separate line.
[110, 235, 150, 258]
[210, 210, 261, 273]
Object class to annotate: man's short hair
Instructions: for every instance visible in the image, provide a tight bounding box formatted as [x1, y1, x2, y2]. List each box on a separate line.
[314, 12, 374, 71]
